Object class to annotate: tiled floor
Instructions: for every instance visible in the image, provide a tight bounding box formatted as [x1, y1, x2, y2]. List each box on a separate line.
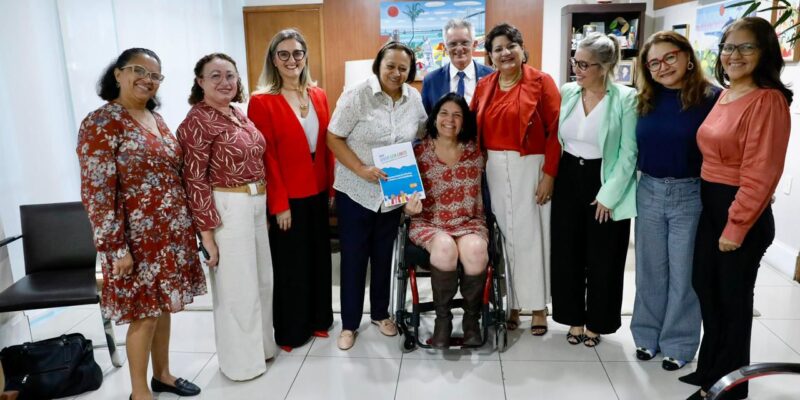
[23, 263, 800, 400]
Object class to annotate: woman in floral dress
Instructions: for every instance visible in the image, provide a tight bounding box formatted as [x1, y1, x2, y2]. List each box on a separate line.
[77, 48, 206, 400]
[405, 93, 488, 348]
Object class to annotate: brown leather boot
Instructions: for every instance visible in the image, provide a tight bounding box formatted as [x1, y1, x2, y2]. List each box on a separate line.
[460, 272, 486, 347]
[430, 268, 458, 349]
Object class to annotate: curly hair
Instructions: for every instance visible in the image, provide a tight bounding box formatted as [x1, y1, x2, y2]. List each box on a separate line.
[637, 31, 716, 115]
[188, 53, 245, 105]
[97, 48, 161, 111]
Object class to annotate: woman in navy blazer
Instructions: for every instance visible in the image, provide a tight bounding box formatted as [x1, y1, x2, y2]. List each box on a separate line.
[248, 29, 334, 352]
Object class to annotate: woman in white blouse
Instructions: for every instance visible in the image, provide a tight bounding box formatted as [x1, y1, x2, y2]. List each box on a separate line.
[327, 41, 427, 350]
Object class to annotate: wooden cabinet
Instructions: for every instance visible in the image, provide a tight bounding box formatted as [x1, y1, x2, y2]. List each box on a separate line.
[560, 3, 646, 85]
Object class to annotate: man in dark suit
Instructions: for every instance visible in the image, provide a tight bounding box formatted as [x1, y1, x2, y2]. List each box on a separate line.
[421, 18, 494, 114]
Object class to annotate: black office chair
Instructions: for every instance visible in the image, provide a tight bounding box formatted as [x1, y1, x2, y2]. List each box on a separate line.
[707, 363, 800, 399]
[0, 202, 122, 367]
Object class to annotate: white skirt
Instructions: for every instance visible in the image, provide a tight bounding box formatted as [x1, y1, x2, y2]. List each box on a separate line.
[210, 191, 277, 381]
[486, 151, 551, 311]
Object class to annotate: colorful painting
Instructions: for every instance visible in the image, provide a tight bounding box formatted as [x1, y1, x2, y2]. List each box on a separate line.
[772, 0, 799, 62]
[380, 1, 487, 79]
[693, 1, 757, 80]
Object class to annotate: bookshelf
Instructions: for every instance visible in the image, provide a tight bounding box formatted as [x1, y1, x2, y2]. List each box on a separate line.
[560, 3, 647, 86]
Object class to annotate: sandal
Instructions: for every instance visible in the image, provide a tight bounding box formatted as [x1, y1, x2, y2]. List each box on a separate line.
[583, 334, 601, 347]
[662, 357, 687, 371]
[635, 347, 656, 361]
[566, 328, 584, 345]
[530, 325, 548, 336]
[530, 310, 548, 336]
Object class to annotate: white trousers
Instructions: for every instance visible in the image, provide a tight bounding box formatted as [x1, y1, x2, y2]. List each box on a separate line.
[486, 151, 551, 311]
[210, 191, 277, 381]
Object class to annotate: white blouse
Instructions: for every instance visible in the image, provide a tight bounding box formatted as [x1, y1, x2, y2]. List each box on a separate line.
[328, 75, 427, 212]
[297, 100, 319, 153]
[560, 96, 606, 160]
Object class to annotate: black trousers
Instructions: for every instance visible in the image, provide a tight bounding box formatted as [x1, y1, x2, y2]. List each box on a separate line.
[269, 191, 334, 347]
[692, 180, 774, 399]
[336, 191, 403, 331]
[551, 152, 631, 334]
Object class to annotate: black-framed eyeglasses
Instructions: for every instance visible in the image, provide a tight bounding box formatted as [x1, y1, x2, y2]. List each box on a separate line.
[276, 50, 306, 61]
[570, 58, 600, 72]
[120, 64, 165, 82]
[719, 42, 758, 56]
[645, 50, 681, 72]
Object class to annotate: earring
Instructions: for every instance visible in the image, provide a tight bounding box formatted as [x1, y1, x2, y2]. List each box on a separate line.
[687, 61, 694, 70]
[116, 81, 120, 88]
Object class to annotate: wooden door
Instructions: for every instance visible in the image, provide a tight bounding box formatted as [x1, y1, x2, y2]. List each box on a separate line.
[243, 5, 324, 94]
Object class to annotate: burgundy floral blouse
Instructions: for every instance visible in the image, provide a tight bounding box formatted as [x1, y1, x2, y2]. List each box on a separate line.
[409, 137, 488, 248]
[77, 102, 207, 325]
[177, 102, 266, 231]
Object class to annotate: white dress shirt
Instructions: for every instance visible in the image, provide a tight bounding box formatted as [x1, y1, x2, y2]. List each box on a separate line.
[560, 97, 607, 160]
[449, 62, 477, 105]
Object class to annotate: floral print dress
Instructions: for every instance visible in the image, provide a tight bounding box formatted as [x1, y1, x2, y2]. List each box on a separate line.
[408, 137, 488, 249]
[77, 102, 207, 324]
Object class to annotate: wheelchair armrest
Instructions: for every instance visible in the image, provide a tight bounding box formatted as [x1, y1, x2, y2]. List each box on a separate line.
[707, 363, 800, 400]
[0, 235, 22, 249]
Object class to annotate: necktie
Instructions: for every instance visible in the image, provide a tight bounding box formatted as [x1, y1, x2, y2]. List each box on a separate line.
[456, 71, 466, 97]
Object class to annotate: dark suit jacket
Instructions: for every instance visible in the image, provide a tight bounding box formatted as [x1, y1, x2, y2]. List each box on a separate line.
[421, 60, 493, 114]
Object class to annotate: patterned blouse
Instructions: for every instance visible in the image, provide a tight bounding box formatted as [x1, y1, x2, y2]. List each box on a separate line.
[328, 75, 427, 212]
[176, 101, 266, 231]
[408, 138, 488, 248]
[77, 102, 207, 324]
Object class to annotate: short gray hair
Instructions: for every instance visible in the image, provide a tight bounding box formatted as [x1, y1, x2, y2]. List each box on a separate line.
[578, 33, 620, 82]
[442, 18, 474, 42]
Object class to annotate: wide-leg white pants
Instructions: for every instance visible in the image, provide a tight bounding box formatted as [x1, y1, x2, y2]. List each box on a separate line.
[486, 151, 551, 311]
[210, 191, 277, 381]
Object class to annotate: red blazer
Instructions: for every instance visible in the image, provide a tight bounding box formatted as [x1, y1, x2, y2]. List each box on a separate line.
[471, 64, 562, 177]
[248, 86, 333, 215]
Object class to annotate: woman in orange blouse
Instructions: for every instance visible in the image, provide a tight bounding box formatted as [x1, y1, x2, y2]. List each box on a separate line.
[247, 29, 334, 352]
[682, 17, 792, 400]
[472, 23, 561, 335]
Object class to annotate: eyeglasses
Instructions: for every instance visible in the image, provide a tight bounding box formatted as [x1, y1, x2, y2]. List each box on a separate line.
[719, 42, 758, 56]
[203, 72, 239, 84]
[645, 50, 681, 72]
[120, 64, 165, 82]
[570, 58, 600, 72]
[446, 40, 472, 49]
[275, 50, 306, 61]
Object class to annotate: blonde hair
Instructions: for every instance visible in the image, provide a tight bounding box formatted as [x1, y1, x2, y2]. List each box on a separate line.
[254, 28, 315, 95]
[578, 33, 620, 83]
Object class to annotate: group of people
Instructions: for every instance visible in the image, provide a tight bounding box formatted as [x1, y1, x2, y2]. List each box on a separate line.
[76, 15, 791, 400]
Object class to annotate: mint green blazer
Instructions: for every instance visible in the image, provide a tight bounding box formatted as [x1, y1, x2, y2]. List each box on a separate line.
[557, 81, 638, 221]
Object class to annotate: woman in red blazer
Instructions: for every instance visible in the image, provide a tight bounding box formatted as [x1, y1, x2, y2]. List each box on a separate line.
[248, 29, 334, 351]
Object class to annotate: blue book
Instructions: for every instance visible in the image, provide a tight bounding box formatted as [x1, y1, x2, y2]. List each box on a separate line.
[372, 142, 426, 207]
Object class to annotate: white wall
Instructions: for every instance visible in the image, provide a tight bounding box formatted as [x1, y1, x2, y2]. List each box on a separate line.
[0, 0, 251, 346]
[654, 1, 800, 278]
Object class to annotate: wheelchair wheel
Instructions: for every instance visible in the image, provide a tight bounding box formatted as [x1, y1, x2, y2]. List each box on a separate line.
[494, 324, 508, 352]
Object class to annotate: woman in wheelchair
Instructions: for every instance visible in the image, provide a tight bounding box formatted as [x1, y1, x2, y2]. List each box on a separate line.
[403, 93, 488, 348]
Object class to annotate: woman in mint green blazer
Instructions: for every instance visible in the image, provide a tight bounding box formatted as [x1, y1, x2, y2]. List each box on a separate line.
[550, 33, 638, 348]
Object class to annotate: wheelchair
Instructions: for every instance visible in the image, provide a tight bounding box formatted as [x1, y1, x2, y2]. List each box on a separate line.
[389, 200, 510, 353]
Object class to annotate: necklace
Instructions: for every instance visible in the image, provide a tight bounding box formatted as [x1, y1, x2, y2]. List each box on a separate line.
[498, 71, 522, 90]
[284, 86, 308, 111]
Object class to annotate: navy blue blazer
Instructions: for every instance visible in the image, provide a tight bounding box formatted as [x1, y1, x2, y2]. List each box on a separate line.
[421, 61, 494, 114]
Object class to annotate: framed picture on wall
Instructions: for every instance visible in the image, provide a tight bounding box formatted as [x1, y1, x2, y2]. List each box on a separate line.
[615, 59, 635, 85]
[672, 23, 690, 40]
[771, 0, 799, 62]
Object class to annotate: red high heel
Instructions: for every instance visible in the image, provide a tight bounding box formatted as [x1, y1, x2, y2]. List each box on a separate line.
[279, 345, 293, 353]
[312, 330, 329, 338]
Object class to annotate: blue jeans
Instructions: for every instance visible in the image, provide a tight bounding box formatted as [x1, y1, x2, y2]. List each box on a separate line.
[631, 174, 702, 361]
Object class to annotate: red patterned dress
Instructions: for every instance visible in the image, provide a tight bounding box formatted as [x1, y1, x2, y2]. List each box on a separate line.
[77, 102, 207, 325]
[408, 137, 488, 248]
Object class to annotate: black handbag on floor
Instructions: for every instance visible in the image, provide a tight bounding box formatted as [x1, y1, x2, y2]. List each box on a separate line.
[0, 333, 102, 399]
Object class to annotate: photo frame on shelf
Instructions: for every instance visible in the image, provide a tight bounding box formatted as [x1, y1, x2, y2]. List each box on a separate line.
[615, 59, 635, 85]
[771, 0, 799, 62]
[672, 23, 690, 40]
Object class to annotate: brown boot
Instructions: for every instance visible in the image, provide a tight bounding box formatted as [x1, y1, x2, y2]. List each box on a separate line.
[460, 272, 485, 347]
[430, 268, 458, 349]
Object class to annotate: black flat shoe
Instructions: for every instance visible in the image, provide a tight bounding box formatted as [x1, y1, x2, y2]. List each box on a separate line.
[679, 372, 703, 386]
[151, 377, 201, 396]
